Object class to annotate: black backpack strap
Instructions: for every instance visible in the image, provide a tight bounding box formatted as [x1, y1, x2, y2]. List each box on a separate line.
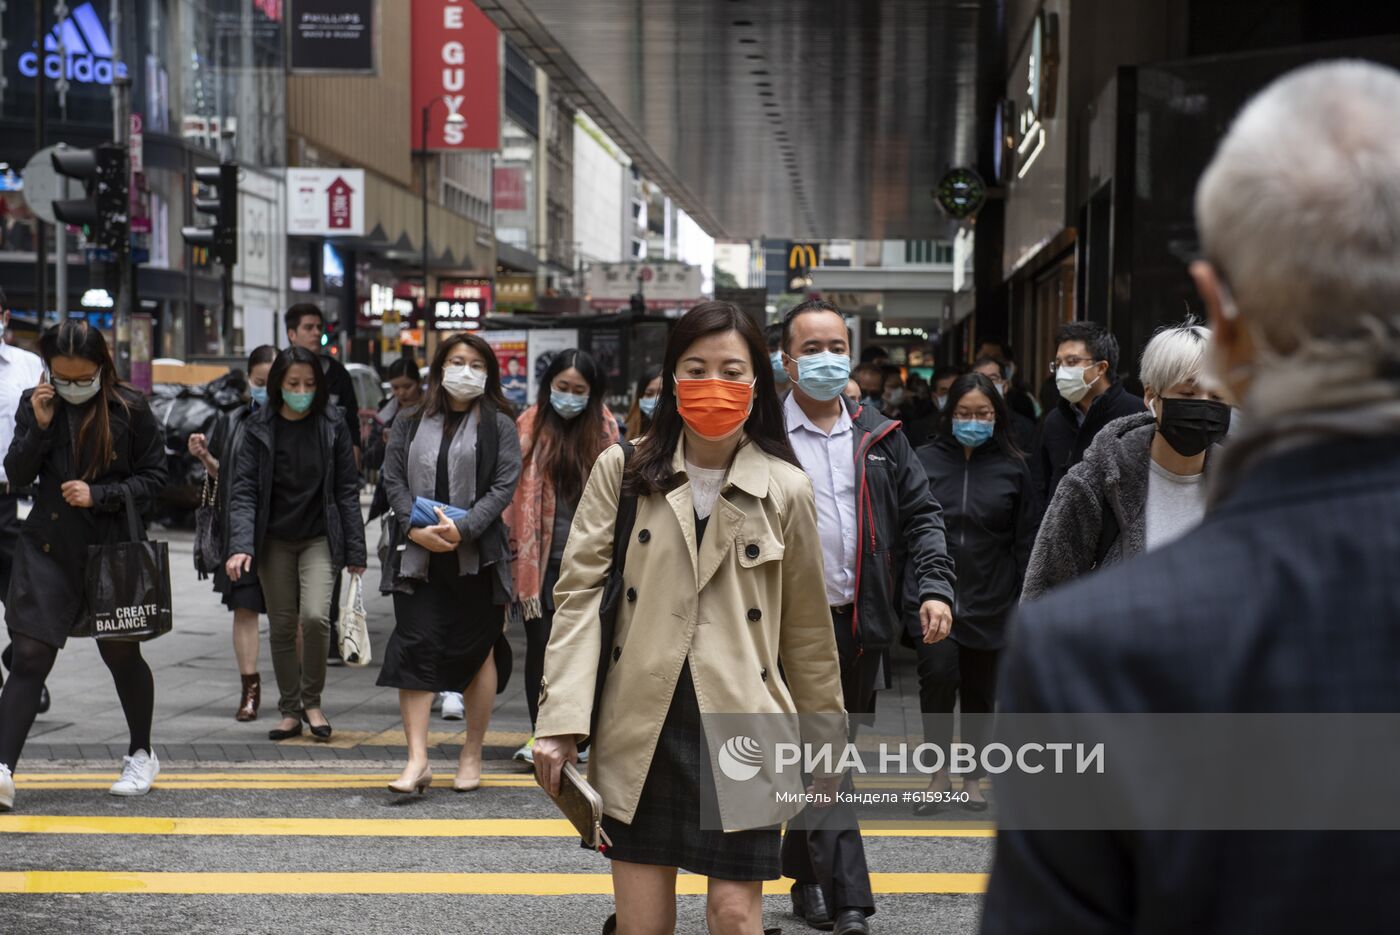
[610, 440, 638, 572]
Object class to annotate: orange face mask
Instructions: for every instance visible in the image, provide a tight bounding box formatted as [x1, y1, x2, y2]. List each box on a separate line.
[674, 377, 754, 440]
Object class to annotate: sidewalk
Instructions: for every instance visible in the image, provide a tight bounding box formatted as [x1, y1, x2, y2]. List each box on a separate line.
[16, 522, 932, 765]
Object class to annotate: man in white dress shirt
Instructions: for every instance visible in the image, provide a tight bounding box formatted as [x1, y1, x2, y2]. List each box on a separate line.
[778, 299, 957, 935]
[0, 290, 48, 704]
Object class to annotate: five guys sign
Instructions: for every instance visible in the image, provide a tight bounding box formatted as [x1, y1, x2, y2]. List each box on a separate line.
[411, 0, 500, 150]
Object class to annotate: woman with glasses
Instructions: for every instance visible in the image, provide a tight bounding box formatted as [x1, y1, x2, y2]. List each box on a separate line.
[912, 372, 1042, 813]
[505, 349, 618, 765]
[531, 301, 844, 935]
[1024, 320, 1230, 600]
[225, 346, 367, 742]
[378, 333, 521, 794]
[0, 321, 167, 810]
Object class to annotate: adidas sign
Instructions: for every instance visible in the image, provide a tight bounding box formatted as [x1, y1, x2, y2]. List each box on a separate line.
[18, 2, 129, 86]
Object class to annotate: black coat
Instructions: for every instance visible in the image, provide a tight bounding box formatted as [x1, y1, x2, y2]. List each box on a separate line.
[3, 386, 167, 647]
[319, 353, 362, 452]
[981, 435, 1400, 934]
[1036, 382, 1144, 503]
[226, 405, 366, 569]
[914, 435, 1041, 649]
[848, 402, 956, 653]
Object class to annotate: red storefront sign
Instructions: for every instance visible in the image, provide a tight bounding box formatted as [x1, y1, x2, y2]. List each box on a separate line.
[440, 278, 494, 316]
[493, 167, 526, 211]
[411, 0, 500, 151]
[327, 176, 355, 229]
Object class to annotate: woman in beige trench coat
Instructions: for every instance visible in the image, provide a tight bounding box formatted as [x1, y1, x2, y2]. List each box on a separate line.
[534, 302, 847, 935]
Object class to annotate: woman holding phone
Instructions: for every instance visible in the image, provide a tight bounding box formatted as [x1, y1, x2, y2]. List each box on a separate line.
[0, 321, 167, 810]
[377, 333, 521, 794]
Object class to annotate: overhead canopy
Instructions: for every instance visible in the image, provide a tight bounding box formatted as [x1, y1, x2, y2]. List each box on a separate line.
[478, 0, 993, 240]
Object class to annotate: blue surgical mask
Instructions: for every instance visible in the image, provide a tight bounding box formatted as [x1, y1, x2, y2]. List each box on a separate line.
[249, 385, 268, 407]
[794, 351, 852, 402]
[283, 390, 315, 414]
[639, 396, 659, 419]
[952, 419, 995, 448]
[550, 389, 588, 420]
[770, 351, 789, 384]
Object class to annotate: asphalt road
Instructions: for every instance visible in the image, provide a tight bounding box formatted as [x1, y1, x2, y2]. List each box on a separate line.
[2, 758, 992, 934]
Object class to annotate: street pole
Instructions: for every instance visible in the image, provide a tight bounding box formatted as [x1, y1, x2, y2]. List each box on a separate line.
[55, 1, 70, 318]
[34, 0, 49, 323]
[421, 104, 430, 333]
[111, 0, 132, 378]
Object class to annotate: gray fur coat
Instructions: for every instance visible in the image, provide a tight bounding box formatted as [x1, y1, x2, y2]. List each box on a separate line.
[1021, 412, 1156, 601]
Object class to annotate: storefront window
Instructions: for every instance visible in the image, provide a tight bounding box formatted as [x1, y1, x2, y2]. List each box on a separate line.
[494, 117, 536, 251]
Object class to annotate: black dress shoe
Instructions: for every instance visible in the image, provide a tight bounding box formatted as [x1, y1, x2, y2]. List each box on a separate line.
[832, 908, 871, 935]
[302, 713, 332, 741]
[601, 914, 616, 935]
[791, 882, 834, 930]
[268, 720, 303, 741]
[37, 686, 50, 714]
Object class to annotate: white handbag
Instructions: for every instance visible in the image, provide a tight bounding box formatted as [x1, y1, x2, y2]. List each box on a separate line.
[337, 572, 372, 667]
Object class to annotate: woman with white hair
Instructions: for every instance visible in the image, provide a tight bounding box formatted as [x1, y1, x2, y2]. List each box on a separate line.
[1022, 320, 1231, 599]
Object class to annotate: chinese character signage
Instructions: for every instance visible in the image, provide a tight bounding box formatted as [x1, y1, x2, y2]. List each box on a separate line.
[585, 262, 704, 307]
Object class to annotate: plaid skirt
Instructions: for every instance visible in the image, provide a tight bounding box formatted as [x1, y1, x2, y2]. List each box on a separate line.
[597, 659, 781, 880]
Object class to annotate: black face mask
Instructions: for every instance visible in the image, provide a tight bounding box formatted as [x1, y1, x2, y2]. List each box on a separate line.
[1157, 397, 1231, 457]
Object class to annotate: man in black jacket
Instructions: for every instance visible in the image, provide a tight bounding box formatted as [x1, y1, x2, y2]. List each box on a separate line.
[1036, 321, 1143, 502]
[777, 300, 956, 935]
[285, 303, 361, 463]
[983, 61, 1400, 933]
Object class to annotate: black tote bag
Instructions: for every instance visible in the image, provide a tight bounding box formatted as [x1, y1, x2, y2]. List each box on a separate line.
[77, 489, 174, 641]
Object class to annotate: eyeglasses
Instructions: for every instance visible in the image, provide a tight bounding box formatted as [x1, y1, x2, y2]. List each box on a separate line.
[1049, 355, 1100, 374]
[952, 410, 996, 422]
[51, 374, 99, 387]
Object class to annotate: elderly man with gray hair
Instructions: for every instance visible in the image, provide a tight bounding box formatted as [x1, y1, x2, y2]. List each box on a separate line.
[1021, 319, 1228, 600]
[983, 60, 1400, 933]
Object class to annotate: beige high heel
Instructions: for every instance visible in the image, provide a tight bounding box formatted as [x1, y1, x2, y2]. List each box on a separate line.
[452, 772, 481, 793]
[388, 767, 433, 795]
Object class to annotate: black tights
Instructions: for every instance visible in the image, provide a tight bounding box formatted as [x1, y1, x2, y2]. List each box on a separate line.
[0, 634, 154, 772]
[524, 612, 553, 730]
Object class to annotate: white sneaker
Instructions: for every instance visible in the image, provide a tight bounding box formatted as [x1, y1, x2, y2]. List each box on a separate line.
[0, 764, 14, 811]
[440, 692, 465, 721]
[577, 746, 590, 765]
[513, 736, 535, 765]
[109, 750, 159, 797]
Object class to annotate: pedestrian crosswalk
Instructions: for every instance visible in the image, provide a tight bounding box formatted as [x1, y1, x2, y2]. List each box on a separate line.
[0, 764, 993, 931]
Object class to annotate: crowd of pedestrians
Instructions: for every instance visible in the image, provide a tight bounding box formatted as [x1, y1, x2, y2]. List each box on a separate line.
[0, 58, 1392, 935]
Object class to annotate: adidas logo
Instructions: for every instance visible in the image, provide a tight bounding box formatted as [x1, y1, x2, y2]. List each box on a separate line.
[19, 2, 130, 86]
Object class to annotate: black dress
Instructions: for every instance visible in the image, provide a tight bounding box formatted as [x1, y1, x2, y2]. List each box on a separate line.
[597, 512, 782, 880]
[377, 415, 510, 693]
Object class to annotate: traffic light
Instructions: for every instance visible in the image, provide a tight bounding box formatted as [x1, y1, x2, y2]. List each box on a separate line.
[181, 163, 238, 266]
[51, 143, 129, 254]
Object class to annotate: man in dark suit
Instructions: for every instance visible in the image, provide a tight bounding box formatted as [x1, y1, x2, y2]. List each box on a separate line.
[982, 61, 1400, 933]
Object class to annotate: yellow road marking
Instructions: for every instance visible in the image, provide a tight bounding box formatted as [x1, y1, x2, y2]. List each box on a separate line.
[0, 815, 995, 838]
[17, 773, 529, 781]
[13, 779, 537, 790]
[0, 871, 988, 896]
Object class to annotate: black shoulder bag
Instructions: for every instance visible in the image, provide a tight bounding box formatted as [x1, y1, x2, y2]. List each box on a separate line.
[588, 440, 637, 745]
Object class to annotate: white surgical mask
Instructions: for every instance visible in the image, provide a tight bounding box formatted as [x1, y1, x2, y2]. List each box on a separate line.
[1055, 365, 1094, 404]
[54, 373, 102, 405]
[442, 365, 486, 402]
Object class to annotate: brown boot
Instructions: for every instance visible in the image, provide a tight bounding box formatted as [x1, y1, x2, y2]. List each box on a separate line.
[236, 674, 261, 722]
